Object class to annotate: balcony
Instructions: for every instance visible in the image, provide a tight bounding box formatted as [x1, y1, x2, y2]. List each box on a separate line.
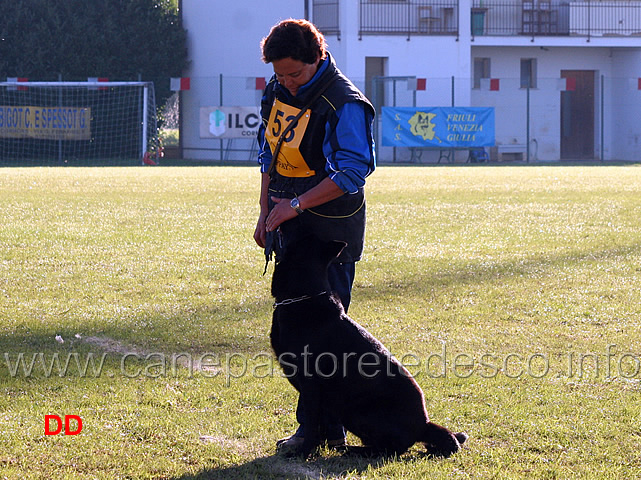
[313, 0, 341, 38]
[338, 0, 641, 39]
[473, 0, 641, 38]
[358, 0, 460, 38]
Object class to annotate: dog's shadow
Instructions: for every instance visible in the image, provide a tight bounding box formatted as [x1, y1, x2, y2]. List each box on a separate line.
[169, 449, 432, 479]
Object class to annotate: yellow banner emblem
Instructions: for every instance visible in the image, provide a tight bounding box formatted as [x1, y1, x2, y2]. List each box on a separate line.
[265, 99, 315, 177]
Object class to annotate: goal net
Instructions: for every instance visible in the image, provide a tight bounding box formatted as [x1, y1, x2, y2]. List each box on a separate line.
[0, 81, 159, 166]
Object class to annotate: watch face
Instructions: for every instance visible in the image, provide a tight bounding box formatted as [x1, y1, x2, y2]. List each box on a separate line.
[290, 198, 302, 213]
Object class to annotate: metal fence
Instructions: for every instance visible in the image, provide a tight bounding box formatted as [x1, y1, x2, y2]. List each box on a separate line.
[370, 75, 641, 163]
[473, 0, 641, 38]
[312, 0, 341, 38]
[178, 75, 264, 163]
[173, 73, 641, 163]
[359, 0, 460, 38]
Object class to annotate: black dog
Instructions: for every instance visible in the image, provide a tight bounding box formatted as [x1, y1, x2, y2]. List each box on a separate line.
[270, 235, 467, 458]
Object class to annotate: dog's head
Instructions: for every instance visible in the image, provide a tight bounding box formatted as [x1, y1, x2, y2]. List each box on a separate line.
[271, 234, 346, 302]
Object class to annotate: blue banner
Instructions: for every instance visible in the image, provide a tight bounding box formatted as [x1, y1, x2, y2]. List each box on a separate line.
[382, 107, 495, 148]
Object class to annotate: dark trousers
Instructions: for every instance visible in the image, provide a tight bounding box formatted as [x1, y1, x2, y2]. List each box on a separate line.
[294, 261, 355, 440]
[327, 261, 356, 312]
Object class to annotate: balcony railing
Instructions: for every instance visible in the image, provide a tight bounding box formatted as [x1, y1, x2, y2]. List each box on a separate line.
[353, 0, 641, 38]
[313, 0, 341, 38]
[473, 0, 641, 37]
[359, 0, 460, 38]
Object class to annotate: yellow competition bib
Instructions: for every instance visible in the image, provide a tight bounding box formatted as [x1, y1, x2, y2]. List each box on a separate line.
[265, 99, 315, 177]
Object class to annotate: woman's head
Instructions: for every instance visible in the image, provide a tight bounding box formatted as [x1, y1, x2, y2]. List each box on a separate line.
[261, 19, 327, 65]
[261, 19, 328, 96]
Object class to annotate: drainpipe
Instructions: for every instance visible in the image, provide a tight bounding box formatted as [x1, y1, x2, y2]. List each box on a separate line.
[587, 0, 591, 42]
[600, 74, 604, 161]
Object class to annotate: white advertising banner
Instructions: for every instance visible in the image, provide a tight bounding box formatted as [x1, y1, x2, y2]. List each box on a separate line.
[199, 106, 260, 139]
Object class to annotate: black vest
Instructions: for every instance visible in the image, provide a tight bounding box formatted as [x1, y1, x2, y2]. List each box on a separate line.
[262, 55, 375, 263]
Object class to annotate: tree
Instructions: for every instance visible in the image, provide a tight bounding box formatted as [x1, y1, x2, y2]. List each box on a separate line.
[0, 0, 188, 108]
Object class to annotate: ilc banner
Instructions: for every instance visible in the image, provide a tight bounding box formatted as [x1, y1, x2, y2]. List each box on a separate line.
[199, 106, 260, 139]
[382, 106, 495, 148]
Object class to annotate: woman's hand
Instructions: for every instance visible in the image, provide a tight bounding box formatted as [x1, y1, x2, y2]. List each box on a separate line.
[264, 178, 345, 233]
[254, 172, 271, 248]
[254, 212, 267, 248]
[265, 197, 297, 233]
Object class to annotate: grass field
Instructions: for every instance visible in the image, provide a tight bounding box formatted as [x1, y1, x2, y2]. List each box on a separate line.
[1, 165, 641, 479]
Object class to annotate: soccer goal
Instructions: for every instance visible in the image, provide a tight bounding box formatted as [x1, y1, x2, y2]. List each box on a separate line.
[0, 81, 159, 166]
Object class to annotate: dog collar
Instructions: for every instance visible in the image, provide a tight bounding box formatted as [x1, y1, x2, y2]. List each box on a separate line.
[273, 291, 327, 308]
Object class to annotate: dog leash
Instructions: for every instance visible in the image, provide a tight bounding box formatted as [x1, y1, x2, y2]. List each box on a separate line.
[273, 291, 327, 308]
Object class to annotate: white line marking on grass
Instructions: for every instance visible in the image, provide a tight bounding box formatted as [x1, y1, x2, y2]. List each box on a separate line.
[82, 335, 223, 374]
[83, 336, 143, 356]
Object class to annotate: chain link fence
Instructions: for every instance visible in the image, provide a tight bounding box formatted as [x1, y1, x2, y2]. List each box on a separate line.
[174, 73, 641, 164]
[370, 75, 641, 163]
[4, 72, 640, 165]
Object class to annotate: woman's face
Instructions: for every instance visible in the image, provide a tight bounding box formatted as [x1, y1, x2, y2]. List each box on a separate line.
[272, 57, 320, 97]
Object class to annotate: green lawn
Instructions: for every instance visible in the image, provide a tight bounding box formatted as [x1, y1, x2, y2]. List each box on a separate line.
[1, 165, 640, 479]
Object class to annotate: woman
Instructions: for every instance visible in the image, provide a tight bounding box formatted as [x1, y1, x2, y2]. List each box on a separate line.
[253, 18, 376, 451]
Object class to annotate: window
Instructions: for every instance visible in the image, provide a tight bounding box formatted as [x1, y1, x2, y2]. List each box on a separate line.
[312, 0, 340, 37]
[473, 57, 491, 89]
[520, 58, 537, 88]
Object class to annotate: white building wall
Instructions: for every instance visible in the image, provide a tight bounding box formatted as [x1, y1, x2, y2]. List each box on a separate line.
[179, 1, 641, 162]
[468, 46, 641, 161]
[470, 46, 611, 160]
[181, 0, 304, 160]
[182, 1, 303, 78]
[610, 49, 641, 160]
[329, 0, 473, 101]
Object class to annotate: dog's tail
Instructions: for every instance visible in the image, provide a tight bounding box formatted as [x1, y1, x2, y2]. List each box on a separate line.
[422, 422, 468, 458]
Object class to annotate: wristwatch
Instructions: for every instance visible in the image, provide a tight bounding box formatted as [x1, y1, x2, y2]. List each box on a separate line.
[290, 197, 304, 215]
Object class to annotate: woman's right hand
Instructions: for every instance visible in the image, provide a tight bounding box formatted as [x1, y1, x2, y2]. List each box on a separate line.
[254, 213, 267, 248]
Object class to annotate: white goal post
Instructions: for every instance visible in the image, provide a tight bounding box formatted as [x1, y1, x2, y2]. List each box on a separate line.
[0, 81, 158, 166]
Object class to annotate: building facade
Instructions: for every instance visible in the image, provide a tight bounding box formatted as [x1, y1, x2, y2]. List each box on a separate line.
[180, 0, 641, 162]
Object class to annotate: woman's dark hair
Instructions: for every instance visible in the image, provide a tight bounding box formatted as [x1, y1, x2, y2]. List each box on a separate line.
[261, 19, 327, 64]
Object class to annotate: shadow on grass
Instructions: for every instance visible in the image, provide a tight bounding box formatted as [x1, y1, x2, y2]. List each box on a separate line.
[169, 450, 423, 480]
[363, 241, 641, 299]
[5, 242, 640, 359]
[74, 241, 641, 358]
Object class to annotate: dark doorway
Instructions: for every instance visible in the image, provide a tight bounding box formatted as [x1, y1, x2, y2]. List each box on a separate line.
[365, 57, 387, 111]
[560, 70, 595, 159]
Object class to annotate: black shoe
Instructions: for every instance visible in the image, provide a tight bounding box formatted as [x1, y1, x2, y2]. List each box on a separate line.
[276, 432, 305, 451]
[276, 430, 347, 451]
